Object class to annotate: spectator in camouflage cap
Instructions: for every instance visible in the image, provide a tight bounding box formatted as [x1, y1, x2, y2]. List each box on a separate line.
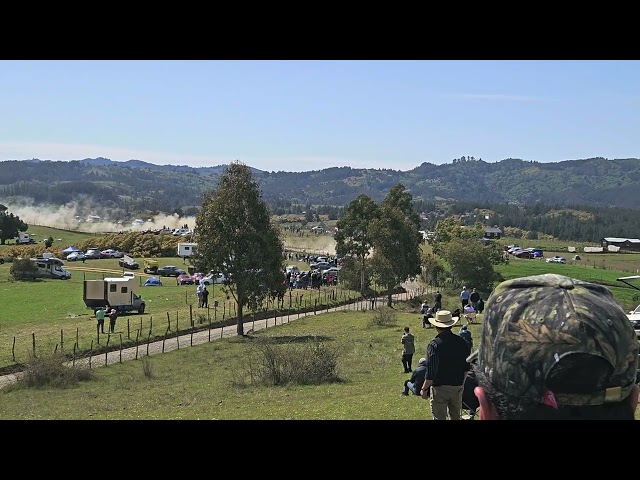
[469, 273, 639, 420]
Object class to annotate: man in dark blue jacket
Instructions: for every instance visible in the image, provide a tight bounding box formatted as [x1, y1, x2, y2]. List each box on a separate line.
[420, 310, 472, 420]
[401, 357, 428, 396]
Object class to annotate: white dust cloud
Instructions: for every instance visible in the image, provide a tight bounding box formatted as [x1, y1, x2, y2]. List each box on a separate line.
[1, 196, 197, 234]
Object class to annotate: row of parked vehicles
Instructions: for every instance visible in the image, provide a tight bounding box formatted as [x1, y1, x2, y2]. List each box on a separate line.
[66, 248, 125, 261]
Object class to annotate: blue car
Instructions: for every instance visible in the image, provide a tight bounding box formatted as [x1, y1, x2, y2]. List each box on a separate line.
[144, 277, 163, 286]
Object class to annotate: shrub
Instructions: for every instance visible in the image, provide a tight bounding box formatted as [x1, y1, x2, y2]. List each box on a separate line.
[9, 258, 38, 281]
[246, 335, 342, 386]
[18, 352, 95, 389]
[368, 306, 398, 327]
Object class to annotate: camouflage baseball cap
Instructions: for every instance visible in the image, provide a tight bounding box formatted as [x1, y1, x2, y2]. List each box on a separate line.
[467, 274, 639, 406]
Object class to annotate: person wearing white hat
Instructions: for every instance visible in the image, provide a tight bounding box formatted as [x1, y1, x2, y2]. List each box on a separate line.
[419, 310, 472, 420]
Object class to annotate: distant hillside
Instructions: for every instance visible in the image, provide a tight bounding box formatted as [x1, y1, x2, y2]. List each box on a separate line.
[2, 156, 640, 214]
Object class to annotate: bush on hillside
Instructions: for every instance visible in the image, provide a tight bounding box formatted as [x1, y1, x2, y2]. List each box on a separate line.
[16, 352, 95, 389]
[9, 258, 39, 281]
[245, 335, 342, 386]
[368, 306, 398, 327]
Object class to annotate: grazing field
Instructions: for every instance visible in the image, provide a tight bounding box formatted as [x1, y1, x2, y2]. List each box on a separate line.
[0, 307, 468, 420]
[1, 228, 640, 420]
[0, 225, 97, 250]
[2, 226, 640, 371]
[1, 305, 639, 421]
[0, 254, 362, 371]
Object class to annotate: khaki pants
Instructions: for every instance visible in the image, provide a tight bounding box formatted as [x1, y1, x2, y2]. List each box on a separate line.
[430, 384, 464, 420]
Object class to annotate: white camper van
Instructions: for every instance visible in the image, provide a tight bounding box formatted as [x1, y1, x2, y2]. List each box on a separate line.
[177, 242, 197, 258]
[30, 256, 71, 279]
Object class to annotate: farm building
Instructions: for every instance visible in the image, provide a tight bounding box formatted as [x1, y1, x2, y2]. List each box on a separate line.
[601, 237, 640, 252]
[483, 227, 502, 239]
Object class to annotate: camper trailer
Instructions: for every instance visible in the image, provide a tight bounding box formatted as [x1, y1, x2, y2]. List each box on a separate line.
[30, 256, 72, 279]
[177, 242, 197, 258]
[17, 232, 36, 244]
[83, 276, 146, 314]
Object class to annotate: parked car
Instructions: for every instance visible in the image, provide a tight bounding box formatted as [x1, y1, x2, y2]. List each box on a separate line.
[546, 256, 566, 264]
[66, 251, 86, 261]
[512, 250, 533, 259]
[202, 272, 228, 285]
[192, 272, 204, 283]
[100, 249, 123, 258]
[144, 277, 163, 286]
[119, 258, 140, 269]
[156, 265, 186, 277]
[176, 273, 194, 285]
[84, 248, 102, 259]
[310, 261, 332, 271]
[321, 266, 341, 276]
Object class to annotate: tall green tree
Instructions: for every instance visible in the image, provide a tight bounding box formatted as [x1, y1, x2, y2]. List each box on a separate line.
[193, 161, 285, 336]
[334, 194, 380, 294]
[440, 237, 501, 292]
[0, 204, 28, 245]
[370, 184, 423, 306]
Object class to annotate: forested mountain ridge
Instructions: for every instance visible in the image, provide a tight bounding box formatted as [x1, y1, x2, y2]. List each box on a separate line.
[2, 156, 640, 242]
[2, 156, 639, 212]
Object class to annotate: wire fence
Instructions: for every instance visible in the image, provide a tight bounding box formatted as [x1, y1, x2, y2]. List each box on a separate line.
[3, 285, 428, 373]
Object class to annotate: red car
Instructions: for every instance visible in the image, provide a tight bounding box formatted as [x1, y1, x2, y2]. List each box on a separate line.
[176, 274, 194, 285]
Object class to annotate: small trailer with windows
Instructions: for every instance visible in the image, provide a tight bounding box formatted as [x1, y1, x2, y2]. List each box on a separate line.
[177, 242, 197, 258]
[83, 276, 146, 314]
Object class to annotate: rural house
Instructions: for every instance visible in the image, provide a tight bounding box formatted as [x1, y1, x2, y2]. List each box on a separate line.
[483, 226, 502, 240]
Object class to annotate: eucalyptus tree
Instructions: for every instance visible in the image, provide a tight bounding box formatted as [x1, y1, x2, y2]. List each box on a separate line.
[369, 184, 423, 306]
[193, 161, 285, 336]
[334, 194, 380, 294]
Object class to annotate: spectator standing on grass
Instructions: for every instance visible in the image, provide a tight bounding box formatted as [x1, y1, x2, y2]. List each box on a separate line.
[108, 308, 118, 333]
[201, 286, 209, 308]
[401, 326, 416, 373]
[196, 281, 204, 307]
[460, 286, 470, 310]
[433, 291, 442, 312]
[469, 288, 480, 311]
[469, 273, 639, 420]
[95, 306, 105, 334]
[420, 310, 471, 420]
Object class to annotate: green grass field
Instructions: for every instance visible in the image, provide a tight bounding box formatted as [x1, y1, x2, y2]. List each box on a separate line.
[1, 303, 638, 420]
[0, 306, 458, 420]
[1, 227, 640, 420]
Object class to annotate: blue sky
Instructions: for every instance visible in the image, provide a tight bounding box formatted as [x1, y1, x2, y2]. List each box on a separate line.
[0, 60, 638, 172]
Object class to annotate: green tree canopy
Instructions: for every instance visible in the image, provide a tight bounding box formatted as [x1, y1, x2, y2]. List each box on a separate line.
[193, 161, 285, 336]
[370, 184, 423, 305]
[334, 194, 380, 293]
[440, 238, 501, 292]
[0, 204, 28, 245]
